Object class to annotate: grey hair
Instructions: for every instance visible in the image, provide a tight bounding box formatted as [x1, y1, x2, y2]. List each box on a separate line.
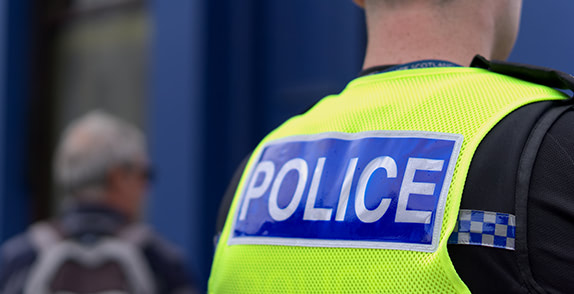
[53, 110, 147, 200]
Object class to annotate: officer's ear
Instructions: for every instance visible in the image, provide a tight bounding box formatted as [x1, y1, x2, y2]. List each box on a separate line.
[354, 0, 365, 8]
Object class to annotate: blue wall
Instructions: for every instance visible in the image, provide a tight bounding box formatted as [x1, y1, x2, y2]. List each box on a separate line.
[509, 0, 574, 72]
[0, 0, 32, 244]
[148, 0, 207, 286]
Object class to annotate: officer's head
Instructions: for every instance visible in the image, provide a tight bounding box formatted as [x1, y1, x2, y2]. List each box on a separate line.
[54, 110, 150, 221]
[354, 0, 523, 61]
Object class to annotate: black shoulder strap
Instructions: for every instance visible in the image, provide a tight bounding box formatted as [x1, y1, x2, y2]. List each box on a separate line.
[514, 101, 573, 293]
[471, 55, 574, 96]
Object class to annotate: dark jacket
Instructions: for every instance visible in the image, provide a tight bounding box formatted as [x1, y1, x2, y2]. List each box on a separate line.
[0, 204, 196, 294]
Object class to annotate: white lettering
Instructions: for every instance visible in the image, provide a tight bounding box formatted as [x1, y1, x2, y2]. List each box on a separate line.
[239, 161, 275, 220]
[303, 157, 333, 221]
[395, 158, 444, 224]
[355, 156, 397, 223]
[335, 157, 358, 221]
[268, 158, 308, 221]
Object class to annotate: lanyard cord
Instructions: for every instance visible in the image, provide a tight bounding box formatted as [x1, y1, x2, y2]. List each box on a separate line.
[359, 60, 461, 77]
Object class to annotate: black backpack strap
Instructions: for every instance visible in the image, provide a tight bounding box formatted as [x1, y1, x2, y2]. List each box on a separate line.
[28, 222, 62, 252]
[471, 55, 574, 96]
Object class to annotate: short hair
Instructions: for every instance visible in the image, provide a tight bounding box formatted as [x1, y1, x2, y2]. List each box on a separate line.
[53, 110, 147, 198]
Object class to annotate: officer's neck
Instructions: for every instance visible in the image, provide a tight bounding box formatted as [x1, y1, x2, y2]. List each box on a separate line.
[361, 5, 501, 69]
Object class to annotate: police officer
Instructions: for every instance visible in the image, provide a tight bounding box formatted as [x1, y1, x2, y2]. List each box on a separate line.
[210, 0, 574, 292]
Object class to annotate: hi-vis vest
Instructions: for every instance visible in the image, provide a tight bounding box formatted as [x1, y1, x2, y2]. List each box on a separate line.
[209, 58, 570, 293]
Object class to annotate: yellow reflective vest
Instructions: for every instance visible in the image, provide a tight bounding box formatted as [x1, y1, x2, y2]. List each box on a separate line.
[209, 66, 567, 293]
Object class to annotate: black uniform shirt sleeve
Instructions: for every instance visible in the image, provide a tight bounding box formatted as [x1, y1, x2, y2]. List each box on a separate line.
[527, 108, 574, 292]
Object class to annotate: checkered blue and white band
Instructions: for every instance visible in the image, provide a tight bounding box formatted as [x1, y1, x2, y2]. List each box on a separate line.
[448, 209, 516, 251]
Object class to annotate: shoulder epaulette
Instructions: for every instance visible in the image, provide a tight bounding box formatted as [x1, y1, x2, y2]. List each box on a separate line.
[471, 55, 574, 97]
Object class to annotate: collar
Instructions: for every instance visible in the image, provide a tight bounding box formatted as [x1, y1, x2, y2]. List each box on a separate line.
[58, 203, 128, 238]
[359, 60, 462, 77]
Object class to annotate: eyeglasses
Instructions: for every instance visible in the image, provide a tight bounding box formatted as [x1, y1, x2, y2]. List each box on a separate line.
[138, 166, 155, 182]
[122, 163, 155, 182]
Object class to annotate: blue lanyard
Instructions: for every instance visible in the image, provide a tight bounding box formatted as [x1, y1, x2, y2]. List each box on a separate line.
[365, 60, 461, 76]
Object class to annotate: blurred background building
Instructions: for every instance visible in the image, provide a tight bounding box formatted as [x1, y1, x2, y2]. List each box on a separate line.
[0, 0, 572, 291]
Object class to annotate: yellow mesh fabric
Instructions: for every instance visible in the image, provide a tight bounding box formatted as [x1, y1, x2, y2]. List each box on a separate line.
[209, 67, 567, 293]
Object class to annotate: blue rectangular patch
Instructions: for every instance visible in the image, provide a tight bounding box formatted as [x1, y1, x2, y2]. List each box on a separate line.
[229, 131, 463, 252]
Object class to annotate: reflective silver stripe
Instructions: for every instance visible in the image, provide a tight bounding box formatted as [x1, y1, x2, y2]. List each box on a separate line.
[448, 209, 516, 250]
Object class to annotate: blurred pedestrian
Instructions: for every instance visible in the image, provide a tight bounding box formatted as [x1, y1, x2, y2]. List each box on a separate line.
[0, 110, 197, 294]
